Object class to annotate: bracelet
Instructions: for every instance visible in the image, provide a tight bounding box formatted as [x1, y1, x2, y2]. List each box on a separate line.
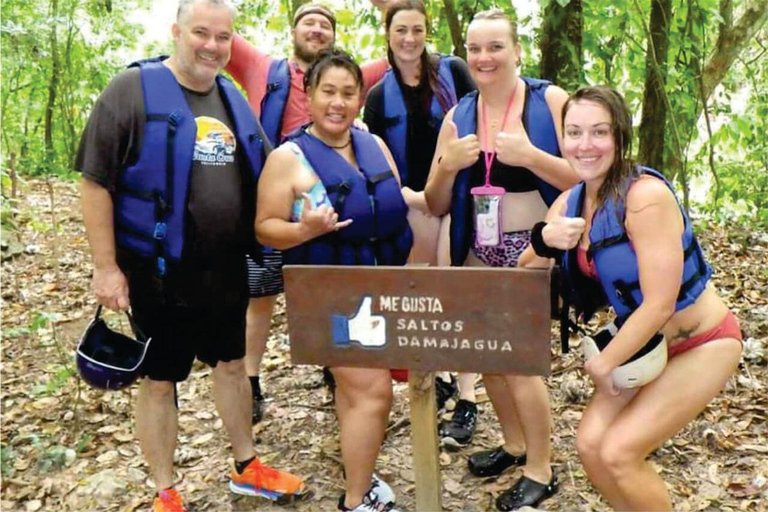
[530, 221, 564, 259]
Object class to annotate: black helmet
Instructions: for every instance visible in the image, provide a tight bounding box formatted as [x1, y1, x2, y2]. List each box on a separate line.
[76, 306, 151, 390]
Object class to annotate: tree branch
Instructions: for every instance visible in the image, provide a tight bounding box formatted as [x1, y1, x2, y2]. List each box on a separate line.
[702, 0, 768, 101]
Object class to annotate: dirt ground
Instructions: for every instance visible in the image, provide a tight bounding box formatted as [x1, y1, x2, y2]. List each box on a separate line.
[1, 179, 767, 511]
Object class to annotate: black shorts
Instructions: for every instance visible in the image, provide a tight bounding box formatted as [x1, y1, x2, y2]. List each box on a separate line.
[246, 249, 284, 298]
[133, 297, 248, 382]
[123, 257, 249, 383]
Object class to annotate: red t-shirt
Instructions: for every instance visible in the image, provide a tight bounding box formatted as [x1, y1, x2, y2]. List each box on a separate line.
[226, 34, 388, 140]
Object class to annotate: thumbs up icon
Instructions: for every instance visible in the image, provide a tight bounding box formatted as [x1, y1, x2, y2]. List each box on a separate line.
[331, 296, 387, 348]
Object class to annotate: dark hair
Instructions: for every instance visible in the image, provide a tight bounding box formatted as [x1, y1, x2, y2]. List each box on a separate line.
[304, 48, 364, 93]
[471, 9, 519, 45]
[562, 86, 638, 206]
[384, 0, 451, 113]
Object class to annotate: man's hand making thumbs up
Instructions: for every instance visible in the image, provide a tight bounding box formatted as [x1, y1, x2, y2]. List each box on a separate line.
[438, 119, 481, 173]
[542, 201, 587, 250]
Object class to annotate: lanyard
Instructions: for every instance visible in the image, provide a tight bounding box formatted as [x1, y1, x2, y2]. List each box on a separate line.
[479, 90, 516, 187]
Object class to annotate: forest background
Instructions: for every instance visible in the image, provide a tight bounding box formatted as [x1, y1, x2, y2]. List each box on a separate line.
[1, 0, 767, 511]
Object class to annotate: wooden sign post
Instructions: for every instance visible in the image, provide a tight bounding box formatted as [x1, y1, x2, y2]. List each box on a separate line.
[284, 266, 552, 511]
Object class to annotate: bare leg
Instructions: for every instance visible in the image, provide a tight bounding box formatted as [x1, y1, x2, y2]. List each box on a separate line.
[482, 373, 525, 455]
[136, 379, 177, 490]
[457, 372, 477, 402]
[503, 375, 553, 482]
[599, 338, 741, 511]
[435, 214, 451, 267]
[244, 296, 277, 377]
[576, 387, 637, 510]
[211, 358, 255, 462]
[332, 367, 392, 509]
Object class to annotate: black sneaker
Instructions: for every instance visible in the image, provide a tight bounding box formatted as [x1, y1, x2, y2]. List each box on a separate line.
[439, 399, 477, 448]
[435, 375, 458, 411]
[250, 376, 264, 425]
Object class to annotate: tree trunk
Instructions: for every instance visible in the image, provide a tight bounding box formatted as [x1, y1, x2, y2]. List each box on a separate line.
[442, 0, 466, 60]
[638, 0, 672, 174]
[44, 0, 60, 174]
[539, 0, 583, 90]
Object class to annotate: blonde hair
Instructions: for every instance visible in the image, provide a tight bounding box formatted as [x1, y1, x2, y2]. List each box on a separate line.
[471, 9, 518, 44]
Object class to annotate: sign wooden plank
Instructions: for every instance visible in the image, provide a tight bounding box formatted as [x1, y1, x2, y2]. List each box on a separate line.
[284, 265, 552, 375]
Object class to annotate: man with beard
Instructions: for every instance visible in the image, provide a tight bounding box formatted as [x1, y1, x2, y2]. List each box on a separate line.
[225, 1, 390, 426]
[77, 1, 304, 510]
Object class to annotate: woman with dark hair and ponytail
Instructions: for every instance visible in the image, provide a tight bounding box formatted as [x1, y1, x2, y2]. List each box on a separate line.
[364, 0, 475, 266]
[519, 85, 742, 511]
[363, 0, 480, 448]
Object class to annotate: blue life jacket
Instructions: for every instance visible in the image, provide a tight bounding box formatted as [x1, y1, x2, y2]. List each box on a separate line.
[260, 58, 291, 147]
[114, 57, 264, 275]
[561, 167, 712, 322]
[381, 55, 458, 186]
[449, 77, 562, 266]
[282, 127, 413, 266]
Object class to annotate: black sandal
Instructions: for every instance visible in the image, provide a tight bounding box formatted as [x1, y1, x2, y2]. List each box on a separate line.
[468, 446, 526, 477]
[495, 470, 558, 511]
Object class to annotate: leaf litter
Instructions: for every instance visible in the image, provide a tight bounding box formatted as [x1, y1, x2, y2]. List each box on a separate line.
[1, 179, 766, 511]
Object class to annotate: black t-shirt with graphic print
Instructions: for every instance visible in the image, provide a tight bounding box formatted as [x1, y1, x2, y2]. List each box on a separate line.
[76, 67, 252, 306]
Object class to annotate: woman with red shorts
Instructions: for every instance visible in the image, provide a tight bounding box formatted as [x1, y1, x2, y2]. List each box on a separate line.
[520, 85, 742, 511]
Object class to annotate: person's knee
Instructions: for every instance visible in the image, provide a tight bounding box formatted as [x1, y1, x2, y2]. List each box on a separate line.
[336, 370, 392, 410]
[139, 378, 175, 400]
[213, 358, 246, 380]
[576, 427, 603, 465]
[507, 374, 544, 390]
[482, 373, 505, 389]
[247, 296, 277, 317]
[598, 435, 640, 478]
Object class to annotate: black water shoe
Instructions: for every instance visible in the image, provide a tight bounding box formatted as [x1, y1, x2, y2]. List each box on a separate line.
[468, 446, 526, 477]
[495, 471, 558, 511]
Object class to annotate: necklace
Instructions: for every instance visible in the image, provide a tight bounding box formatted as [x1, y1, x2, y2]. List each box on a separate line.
[309, 126, 351, 149]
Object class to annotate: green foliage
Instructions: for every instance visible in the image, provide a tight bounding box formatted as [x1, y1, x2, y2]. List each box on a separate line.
[1, 0, 149, 179]
[1, 0, 765, 226]
[1, 445, 15, 477]
[32, 366, 75, 396]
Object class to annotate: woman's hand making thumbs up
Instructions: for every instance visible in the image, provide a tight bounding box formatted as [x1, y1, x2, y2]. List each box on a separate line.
[437, 119, 481, 174]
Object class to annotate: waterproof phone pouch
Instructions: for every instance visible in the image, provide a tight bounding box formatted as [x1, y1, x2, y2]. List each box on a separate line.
[471, 185, 505, 247]
[287, 141, 332, 221]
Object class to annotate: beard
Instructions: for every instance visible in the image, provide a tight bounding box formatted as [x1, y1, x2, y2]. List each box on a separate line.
[293, 36, 333, 64]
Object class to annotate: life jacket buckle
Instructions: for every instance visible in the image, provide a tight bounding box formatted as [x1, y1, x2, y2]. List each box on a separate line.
[156, 256, 166, 277]
[153, 222, 167, 240]
[167, 110, 183, 127]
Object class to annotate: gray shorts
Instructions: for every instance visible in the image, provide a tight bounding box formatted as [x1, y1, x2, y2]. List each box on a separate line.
[246, 250, 284, 298]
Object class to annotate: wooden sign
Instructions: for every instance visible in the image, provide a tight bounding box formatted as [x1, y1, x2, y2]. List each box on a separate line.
[284, 265, 553, 511]
[283, 265, 552, 376]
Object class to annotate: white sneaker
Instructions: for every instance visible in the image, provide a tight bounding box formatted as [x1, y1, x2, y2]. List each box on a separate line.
[370, 474, 395, 505]
[338, 475, 398, 512]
